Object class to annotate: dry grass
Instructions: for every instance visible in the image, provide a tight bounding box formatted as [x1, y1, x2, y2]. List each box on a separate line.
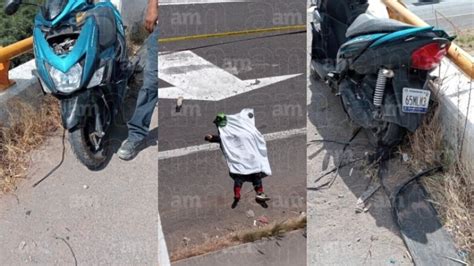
[405, 101, 445, 171]
[402, 91, 473, 262]
[0, 96, 61, 193]
[170, 215, 306, 262]
[457, 30, 474, 56]
[126, 23, 150, 56]
[233, 215, 307, 243]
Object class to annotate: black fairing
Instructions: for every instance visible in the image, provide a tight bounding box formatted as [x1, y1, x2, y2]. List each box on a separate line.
[338, 31, 451, 75]
[315, 0, 368, 60]
[350, 38, 432, 74]
[60, 90, 91, 130]
[42, 0, 68, 20]
[85, 6, 117, 50]
[340, 69, 429, 132]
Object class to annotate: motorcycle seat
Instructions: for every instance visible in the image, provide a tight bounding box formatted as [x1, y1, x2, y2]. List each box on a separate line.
[346, 14, 414, 39]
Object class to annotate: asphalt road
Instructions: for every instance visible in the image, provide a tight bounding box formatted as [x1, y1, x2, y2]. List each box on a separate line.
[408, 0, 474, 33]
[159, 0, 306, 38]
[157, 0, 307, 257]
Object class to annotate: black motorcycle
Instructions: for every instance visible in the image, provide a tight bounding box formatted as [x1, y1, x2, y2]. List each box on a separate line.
[310, 0, 453, 146]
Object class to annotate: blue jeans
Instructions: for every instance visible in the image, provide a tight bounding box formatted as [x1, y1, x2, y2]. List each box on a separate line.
[127, 27, 159, 142]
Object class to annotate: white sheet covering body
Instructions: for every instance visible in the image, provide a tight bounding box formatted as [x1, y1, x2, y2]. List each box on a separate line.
[218, 109, 272, 176]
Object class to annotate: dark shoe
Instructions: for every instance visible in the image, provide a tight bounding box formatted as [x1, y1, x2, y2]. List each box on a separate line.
[231, 198, 240, 209]
[117, 139, 144, 160]
[255, 192, 270, 202]
[257, 200, 269, 209]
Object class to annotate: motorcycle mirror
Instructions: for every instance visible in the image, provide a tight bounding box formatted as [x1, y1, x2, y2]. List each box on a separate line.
[4, 0, 22, 15]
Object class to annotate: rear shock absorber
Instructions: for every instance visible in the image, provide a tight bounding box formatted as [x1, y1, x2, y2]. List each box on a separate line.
[373, 68, 394, 107]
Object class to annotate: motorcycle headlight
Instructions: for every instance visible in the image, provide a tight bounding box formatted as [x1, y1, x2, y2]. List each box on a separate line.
[87, 66, 105, 88]
[49, 63, 83, 93]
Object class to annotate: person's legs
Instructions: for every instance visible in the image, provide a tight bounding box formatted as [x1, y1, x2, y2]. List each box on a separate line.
[232, 175, 244, 200]
[253, 173, 270, 201]
[252, 176, 264, 194]
[118, 27, 159, 160]
[230, 173, 243, 208]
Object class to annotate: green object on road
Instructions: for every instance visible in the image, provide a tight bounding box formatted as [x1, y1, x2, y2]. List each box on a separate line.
[213, 112, 227, 127]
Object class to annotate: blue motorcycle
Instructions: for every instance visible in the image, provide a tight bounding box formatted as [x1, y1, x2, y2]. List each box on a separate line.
[4, 0, 132, 169]
[310, 0, 453, 147]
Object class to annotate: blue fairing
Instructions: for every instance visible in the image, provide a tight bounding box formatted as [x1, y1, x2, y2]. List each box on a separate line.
[370, 26, 434, 48]
[34, 18, 97, 72]
[34, 1, 125, 93]
[34, 17, 98, 91]
[346, 33, 385, 45]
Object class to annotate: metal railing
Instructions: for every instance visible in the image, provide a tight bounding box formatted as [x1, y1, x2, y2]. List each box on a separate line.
[0, 37, 33, 91]
[383, 0, 474, 79]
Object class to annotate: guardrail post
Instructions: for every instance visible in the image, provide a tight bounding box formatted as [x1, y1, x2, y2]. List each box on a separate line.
[0, 37, 34, 91]
[0, 56, 15, 91]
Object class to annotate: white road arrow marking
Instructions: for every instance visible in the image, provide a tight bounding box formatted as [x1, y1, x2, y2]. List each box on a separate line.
[158, 51, 302, 101]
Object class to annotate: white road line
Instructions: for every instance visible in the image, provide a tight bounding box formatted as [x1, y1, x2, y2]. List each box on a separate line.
[158, 51, 302, 101]
[160, 0, 250, 5]
[158, 127, 306, 160]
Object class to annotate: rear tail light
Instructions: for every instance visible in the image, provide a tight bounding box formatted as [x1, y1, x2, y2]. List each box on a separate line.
[411, 42, 449, 70]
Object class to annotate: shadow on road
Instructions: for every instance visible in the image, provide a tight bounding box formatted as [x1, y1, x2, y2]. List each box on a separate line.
[306, 74, 436, 241]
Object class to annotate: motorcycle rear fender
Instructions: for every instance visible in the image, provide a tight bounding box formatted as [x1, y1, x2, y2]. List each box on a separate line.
[60, 90, 92, 130]
[340, 69, 430, 132]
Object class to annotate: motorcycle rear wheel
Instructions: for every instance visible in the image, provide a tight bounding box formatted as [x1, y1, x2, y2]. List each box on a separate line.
[69, 121, 108, 170]
[366, 122, 406, 148]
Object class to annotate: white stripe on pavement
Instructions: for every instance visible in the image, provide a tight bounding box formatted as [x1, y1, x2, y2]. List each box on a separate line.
[158, 128, 306, 160]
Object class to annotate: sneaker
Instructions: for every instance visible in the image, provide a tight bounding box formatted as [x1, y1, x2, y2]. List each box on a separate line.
[256, 192, 270, 202]
[117, 139, 144, 160]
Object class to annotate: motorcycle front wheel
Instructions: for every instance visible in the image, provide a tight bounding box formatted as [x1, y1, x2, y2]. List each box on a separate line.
[366, 122, 406, 148]
[69, 118, 108, 170]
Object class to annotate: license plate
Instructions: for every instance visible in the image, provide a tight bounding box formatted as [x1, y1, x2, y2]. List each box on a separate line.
[402, 88, 431, 113]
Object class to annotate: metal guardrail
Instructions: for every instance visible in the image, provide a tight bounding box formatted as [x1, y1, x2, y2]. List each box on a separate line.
[0, 37, 33, 91]
[383, 0, 474, 79]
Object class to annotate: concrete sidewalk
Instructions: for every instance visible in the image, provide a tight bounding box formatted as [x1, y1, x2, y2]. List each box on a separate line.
[0, 108, 158, 264]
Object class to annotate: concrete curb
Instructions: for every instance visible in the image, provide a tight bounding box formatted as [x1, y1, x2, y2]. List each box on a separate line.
[0, 60, 43, 125]
[172, 230, 306, 266]
[435, 59, 474, 173]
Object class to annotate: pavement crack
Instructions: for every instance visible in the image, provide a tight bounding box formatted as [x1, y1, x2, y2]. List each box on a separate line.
[55, 236, 77, 266]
